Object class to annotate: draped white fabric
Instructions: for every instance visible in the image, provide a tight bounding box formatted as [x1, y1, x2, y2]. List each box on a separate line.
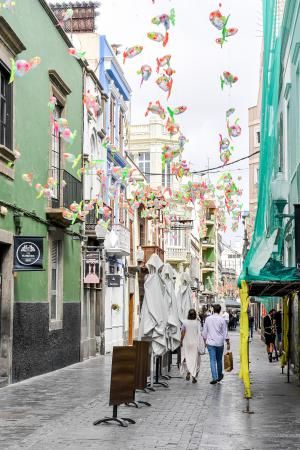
[139, 254, 167, 355]
[161, 264, 181, 351]
[177, 273, 193, 324]
[181, 319, 201, 378]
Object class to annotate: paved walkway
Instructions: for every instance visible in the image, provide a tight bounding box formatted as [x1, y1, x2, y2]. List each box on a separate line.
[0, 332, 300, 450]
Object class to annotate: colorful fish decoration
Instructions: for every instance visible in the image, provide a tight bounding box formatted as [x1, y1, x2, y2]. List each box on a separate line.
[156, 74, 173, 99]
[209, 5, 238, 47]
[165, 118, 180, 136]
[167, 106, 187, 122]
[220, 71, 238, 89]
[147, 32, 168, 47]
[9, 57, 41, 84]
[137, 65, 152, 86]
[156, 54, 172, 73]
[123, 46, 143, 64]
[151, 8, 175, 32]
[145, 101, 166, 120]
[68, 48, 86, 60]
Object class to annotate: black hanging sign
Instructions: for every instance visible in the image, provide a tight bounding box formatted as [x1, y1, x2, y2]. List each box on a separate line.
[13, 236, 44, 271]
[107, 274, 121, 287]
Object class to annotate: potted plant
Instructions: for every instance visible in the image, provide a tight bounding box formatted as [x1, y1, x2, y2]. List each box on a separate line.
[111, 303, 120, 312]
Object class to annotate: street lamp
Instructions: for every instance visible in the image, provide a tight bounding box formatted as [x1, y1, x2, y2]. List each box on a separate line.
[271, 172, 289, 226]
[242, 211, 250, 261]
[95, 222, 107, 240]
[136, 246, 145, 263]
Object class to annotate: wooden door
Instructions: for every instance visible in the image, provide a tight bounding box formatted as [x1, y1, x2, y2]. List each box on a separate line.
[128, 293, 134, 345]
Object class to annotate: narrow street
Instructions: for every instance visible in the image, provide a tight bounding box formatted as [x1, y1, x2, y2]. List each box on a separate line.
[0, 332, 299, 450]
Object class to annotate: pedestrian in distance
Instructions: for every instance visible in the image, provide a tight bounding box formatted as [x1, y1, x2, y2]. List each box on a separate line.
[222, 310, 229, 328]
[202, 304, 230, 385]
[274, 309, 282, 356]
[263, 309, 276, 362]
[180, 309, 201, 384]
[249, 314, 255, 340]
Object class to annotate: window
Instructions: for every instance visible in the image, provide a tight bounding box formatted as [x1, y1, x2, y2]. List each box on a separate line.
[138, 152, 150, 182]
[119, 110, 124, 152]
[0, 62, 12, 149]
[254, 167, 259, 186]
[279, 112, 284, 172]
[110, 96, 115, 143]
[256, 131, 260, 145]
[168, 230, 182, 247]
[51, 104, 63, 207]
[162, 161, 171, 188]
[49, 237, 63, 328]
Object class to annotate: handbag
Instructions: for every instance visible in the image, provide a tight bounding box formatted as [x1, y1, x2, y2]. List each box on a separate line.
[224, 351, 233, 372]
[198, 332, 206, 355]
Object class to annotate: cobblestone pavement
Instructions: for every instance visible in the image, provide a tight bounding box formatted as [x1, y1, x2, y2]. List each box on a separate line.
[0, 332, 300, 450]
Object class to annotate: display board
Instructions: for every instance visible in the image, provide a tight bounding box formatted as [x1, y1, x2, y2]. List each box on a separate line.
[109, 346, 136, 406]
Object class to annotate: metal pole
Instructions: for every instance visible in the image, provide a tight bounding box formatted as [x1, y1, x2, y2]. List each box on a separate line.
[287, 295, 291, 383]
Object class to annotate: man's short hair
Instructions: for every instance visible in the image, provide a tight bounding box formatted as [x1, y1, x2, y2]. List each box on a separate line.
[213, 304, 221, 314]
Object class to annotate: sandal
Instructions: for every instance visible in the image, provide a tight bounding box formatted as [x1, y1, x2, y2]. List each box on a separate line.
[192, 377, 197, 383]
[186, 373, 190, 381]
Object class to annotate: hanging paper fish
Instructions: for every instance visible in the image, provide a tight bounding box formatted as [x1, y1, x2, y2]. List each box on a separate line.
[68, 48, 86, 60]
[48, 96, 57, 113]
[137, 65, 152, 86]
[209, 6, 238, 47]
[123, 46, 143, 64]
[227, 119, 242, 139]
[9, 57, 41, 84]
[145, 101, 166, 120]
[22, 173, 33, 186]
[156, 74, 173, 99]
[216, 28, 239, 47]
[147, 32, 168, 47]
[0, 1, 16, 9]
[164, 67, 176, 77]
[165, 118, 180, 136]
[61, 128, 77, 145]
[167, 106, 187, 122]
[83, 91, 100, 116]
[209, 8, 228, 30]
[171, 160, 190, 180]
[226, 108, 235, 118]
[219, 134, 231, 151]
[178, 134, 188, 150]
[219, 148, 232, 165]
[152, 8, 175, 32]
[220, 71, 238, 89]
[156, 55, 171, 73]
[56, 8, 74, 27]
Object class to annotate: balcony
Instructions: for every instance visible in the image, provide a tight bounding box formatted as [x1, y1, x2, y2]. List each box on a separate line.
[201, 238, 215, 248]
[105, 223, 130, 256]
[166, 247, 191, 264]
[85, 204, 112, 237]
[46, 170, 82, 227]
[202, 260, 215, 271]
[142, 245, 165, 265]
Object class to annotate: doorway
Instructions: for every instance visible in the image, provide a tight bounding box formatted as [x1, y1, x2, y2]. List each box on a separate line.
[0, 232, 13, 385]
[128, 293, 134, 345]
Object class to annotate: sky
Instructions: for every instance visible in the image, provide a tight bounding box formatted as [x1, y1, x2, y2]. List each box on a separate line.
[97, 0, 262, 248]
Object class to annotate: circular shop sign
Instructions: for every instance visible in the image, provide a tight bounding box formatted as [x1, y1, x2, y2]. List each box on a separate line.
[16, 241, 41, 266]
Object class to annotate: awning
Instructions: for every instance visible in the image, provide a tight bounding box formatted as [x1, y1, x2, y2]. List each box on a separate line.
[248, 280, 300, 297]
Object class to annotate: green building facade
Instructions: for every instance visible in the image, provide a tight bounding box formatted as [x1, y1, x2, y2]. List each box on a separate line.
[0, 0, 83, 384]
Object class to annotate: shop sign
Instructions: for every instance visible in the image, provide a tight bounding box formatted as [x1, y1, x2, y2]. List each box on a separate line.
[13, 236, 44, 271]
[107, 274, 121, 287]
[83, 247, 101, 284]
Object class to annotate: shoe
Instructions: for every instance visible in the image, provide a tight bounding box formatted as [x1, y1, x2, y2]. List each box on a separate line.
[210, 380, 217, 385]
[186, 373, 190, 381]
[268, 353, 273, 363]
[192, 377, 197, 384]
[217, 374, 224, 382]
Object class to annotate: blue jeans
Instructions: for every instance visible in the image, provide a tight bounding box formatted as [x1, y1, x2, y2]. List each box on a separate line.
[207, 345, 224, 381]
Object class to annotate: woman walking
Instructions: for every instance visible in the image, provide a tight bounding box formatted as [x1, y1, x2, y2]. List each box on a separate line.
[180, 309, 201, 383]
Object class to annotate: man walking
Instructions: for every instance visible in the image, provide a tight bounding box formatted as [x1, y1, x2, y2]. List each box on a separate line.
[202, 304, 230, 385]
